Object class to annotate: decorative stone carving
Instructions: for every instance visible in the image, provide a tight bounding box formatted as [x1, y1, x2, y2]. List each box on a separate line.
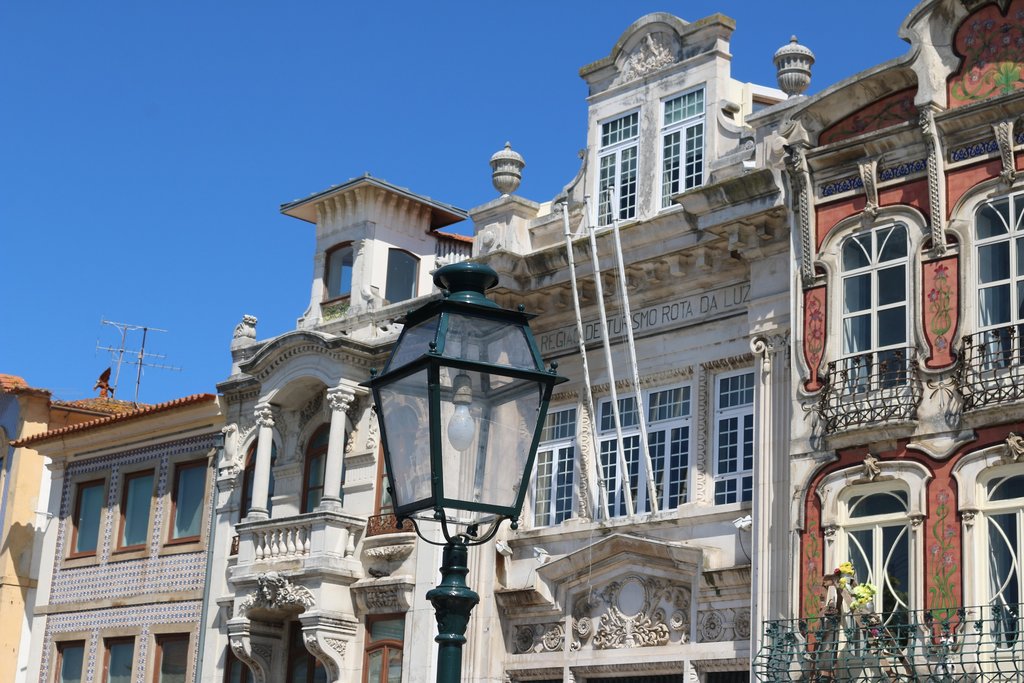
[300, 393, 323, 426]
[920, 106, 947, 255]
[363, 544, 414, 563]
[1006, 432, 1024, 462]
[570, 574, 690, 651]
[773, 36, 814, 97]
[699, 610, 724, 642]
[490, 142, 525, 195]
[327, 387, 355, 415]
[620, 32, 677, 83]
[994, 119, 1017, 185]
[862, 454, 882, 481]
[734, 608, 752, 639]
[254, 403, 275, 430]
[234, 314, 258, 340]
[227, 625, 270, 683]
[575, 401, 594, 521]
[238, 573, 314, 616]
[785, 143, 815, 286]
[858, 159, 879, 225]
[512, 623, 566, 654]
[220, 424, 242, 478]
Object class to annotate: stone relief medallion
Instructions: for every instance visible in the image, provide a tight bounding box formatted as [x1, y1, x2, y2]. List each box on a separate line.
[570, 574, 689, 651]
[512, 623, 565, 654]
[734, 608, 751, 639]
[699, 610, 724, 642]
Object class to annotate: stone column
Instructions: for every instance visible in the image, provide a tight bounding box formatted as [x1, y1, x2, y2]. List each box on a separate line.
[750, 333, 791, 654]
[248, 402, 276, 520]
[321, 386, 355, 510]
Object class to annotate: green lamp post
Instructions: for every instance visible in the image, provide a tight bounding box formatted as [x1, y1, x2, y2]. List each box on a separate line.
[362, 261, 566, 683]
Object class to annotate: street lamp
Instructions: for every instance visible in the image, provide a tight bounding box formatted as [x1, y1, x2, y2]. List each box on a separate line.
[362, 261, 566, 682]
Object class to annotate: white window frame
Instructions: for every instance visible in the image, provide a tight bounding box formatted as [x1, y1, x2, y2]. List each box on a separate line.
[978, 464, 1024, 647]
[712, 371, 754, 505]
[837, 484, 914, 625]
[597, 110, 640, 226]
[660, 86, 705, 208]
[532, 407, 577, 528]
[840, 223, 910, 359]
[598, 384, 691, 517]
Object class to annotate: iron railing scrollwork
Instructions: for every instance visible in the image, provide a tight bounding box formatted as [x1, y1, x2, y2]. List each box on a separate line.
[818, 347, 921, 432]
[755, 604, 1024, 682]
[959, 324, 1024, 410]
[366, 512, 413, 537]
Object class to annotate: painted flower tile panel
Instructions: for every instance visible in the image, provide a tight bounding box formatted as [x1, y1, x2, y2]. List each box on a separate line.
[949, 0, 1024, 107]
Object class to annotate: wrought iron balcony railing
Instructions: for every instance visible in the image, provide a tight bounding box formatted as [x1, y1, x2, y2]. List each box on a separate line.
[755, 604, 1024, 682]
[818, 347, 920, 432]
[959, 324, 1024, 411]
[365, 512, 413, 537]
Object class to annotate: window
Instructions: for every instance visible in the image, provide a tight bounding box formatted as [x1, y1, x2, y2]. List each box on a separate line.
[303, 425, 343, 513]
[324, 244, 354, 300]
[55, 641, 85, 683]
[982, 470, 1024, 647]
[840, 224, 909, 386]
[713, 373, 753, 505]
[976, 195, 1024, 361]
[241, 441, 277, 519]
[598, 111, 639, 225]
[169, 460, 206, 543]
[117, 469, 154, 551]
[103, 638, 134, 683]
[842, 488, 911, 629]
[364, 616, 404, 683]
[533, 407, 576, 527]
[224, 650, 253, 683]
[599, 386, 691, 517]
[71, 479, 105, 557]
[384, 249, 418, 304]
[661, 88, 705, 207]
[287, 622, 326, 683]
[153, 634, 189, 683]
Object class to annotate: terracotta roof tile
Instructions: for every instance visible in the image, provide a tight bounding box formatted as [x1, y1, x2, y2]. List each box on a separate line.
[12, 393, 218, 447]
[0, 374, 28, 391]
[51, 398, 144, 415]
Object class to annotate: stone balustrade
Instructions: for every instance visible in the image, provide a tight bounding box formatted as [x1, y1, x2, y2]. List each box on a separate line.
[233, 510, 366, 582]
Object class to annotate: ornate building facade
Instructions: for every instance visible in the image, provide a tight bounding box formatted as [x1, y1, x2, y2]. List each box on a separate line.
[16, 394, 223, 683]
[757, 0, 1024, 680]
[201, 10, 791, 683]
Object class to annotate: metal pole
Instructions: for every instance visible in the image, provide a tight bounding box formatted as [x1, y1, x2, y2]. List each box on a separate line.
[426, 538, 479, 683]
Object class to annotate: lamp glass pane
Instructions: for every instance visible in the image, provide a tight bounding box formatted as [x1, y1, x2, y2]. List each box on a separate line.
[441, 313, 538, 370]
[388, 315, 440, 370]
[377, 368, 433, 510]
[437, 365, 544, 526]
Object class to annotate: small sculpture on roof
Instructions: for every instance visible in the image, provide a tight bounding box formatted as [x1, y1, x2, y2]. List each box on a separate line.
[490, 142, 525, 196]
[93, 367, 113, 398]
[233, 314, 258, 340]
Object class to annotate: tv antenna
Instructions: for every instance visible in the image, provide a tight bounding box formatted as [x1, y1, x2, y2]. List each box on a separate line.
[96, 319, 181, 403]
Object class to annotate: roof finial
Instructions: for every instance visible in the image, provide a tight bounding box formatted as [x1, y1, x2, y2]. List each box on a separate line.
[490, 142, 525, 196]
[774, 35, 815, 97]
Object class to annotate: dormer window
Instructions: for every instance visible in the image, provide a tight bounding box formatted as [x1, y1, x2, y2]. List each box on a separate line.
[384, 248, 418, 304]
[598, 111, 639, 226]
[661, 87, 705, 207]
[325, 243, 354, 300]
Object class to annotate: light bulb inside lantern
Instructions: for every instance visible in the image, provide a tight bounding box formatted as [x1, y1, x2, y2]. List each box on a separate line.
[447, 373, 476, 452]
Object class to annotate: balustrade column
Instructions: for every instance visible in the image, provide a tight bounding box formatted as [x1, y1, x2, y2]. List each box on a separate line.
[248, 402, 276, 520]
[321, 386, 355, 510]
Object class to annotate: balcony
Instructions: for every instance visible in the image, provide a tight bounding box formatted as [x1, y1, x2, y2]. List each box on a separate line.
[755, 604, 1024, 682]
[959, 324, 1024, 411]
[819, 347, 920, 432]
[233, 510, 366, 582]
[365, 512, 413, 537]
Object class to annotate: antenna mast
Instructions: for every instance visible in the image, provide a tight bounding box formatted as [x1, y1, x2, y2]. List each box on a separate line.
[96, 319, 181, 402]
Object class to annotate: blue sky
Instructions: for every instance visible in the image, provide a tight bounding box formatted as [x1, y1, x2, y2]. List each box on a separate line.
[2, 2, 915, 404]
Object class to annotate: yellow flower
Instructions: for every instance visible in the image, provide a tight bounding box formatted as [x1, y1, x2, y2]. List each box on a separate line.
[838, 561, 855, 575]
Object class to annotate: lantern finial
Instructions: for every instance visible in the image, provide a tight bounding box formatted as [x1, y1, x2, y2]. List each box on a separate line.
[433, 262, 500, 307]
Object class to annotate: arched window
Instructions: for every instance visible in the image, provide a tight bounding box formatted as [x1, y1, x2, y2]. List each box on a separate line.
[384, 249, 418, 304]
[982, 469, 1024, 646]
[841, 488, 911, 625]
[240, 440, 277, 519]
[302, 425, 341, 513]
[975, 194, 1024, 362]
[363, 616, 404, 683]
[325, 244, 354, 301]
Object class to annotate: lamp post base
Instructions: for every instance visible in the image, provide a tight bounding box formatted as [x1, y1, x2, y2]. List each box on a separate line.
[426, 538, 480, 683]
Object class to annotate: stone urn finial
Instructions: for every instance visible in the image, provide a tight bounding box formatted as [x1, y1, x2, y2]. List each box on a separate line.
[490, 142, 525, 196]
[774, 36, 814, 97]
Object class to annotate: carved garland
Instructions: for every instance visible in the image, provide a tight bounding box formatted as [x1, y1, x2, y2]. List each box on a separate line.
[238, 573, 315, 617]
[920, 106, 947, 255]
[786, 144, 815, 285]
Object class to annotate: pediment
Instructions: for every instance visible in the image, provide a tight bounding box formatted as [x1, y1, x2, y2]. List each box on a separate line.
[502, 534, 704, 655]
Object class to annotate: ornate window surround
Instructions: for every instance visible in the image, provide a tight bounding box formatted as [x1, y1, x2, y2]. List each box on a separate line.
[814, 458, 930, 612]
